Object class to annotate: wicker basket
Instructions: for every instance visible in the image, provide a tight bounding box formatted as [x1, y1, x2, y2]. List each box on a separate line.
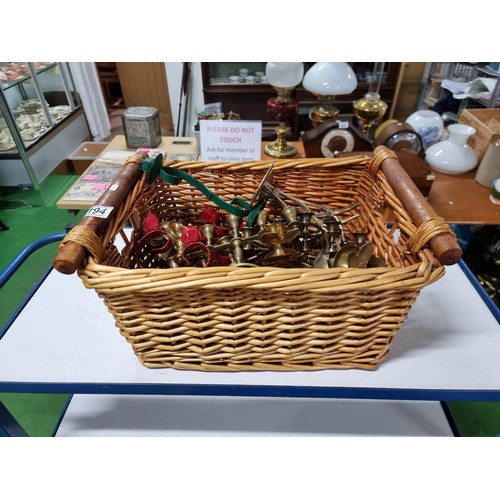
[54, 147, 460, 371]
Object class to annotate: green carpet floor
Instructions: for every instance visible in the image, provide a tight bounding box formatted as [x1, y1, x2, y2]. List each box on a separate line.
[1, 173, 500, 436]
[1, 174, 81, 437]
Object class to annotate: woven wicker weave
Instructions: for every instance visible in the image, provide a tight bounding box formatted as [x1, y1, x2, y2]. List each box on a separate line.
[57, 149, 457, 371]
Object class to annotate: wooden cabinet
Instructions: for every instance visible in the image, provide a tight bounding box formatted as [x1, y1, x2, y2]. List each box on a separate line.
[96, 62, 124, 110]
[116, 62, 174, 135]
[201, 62, 404, 139]
[201, 63, 279, 139]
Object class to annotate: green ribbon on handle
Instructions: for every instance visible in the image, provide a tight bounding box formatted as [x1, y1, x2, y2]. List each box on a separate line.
[140, 154, 265, 226]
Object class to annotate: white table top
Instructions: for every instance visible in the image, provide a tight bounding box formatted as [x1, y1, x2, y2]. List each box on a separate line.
[1, 259, 499, 400]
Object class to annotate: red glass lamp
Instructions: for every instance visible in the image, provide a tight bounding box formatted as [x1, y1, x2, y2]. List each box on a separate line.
[264, 62, 304, 158]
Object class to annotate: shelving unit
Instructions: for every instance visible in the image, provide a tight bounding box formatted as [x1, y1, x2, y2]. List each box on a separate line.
[95, 62, 124, 110]
[419, 62, 500, 120]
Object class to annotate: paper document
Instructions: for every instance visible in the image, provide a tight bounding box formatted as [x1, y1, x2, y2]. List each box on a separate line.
[442, 77, 498, 102]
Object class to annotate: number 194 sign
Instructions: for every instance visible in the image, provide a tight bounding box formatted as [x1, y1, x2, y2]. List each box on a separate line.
[85, 205, 114, 219]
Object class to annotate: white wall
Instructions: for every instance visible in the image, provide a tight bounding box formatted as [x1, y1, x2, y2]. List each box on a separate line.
[165, 62, 204, 137]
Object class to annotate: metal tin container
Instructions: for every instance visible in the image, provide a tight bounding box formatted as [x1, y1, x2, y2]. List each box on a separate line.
[121, 106, 161, 149]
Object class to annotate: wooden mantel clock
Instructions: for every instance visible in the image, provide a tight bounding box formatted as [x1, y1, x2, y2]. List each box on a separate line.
[301, 117, 372, 158]
[374, 121, 425, 157]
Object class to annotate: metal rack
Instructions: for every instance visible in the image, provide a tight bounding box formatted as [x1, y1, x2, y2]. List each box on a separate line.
[419, 62, 500, 120]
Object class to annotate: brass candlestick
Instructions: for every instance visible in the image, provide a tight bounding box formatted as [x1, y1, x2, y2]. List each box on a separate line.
[264, 122, 298, 158]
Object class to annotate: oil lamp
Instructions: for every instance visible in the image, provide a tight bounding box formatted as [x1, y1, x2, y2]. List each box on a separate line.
[302, 62, 358, 128]
[264, 62, 304, 158]
[353, 62, 388, 138]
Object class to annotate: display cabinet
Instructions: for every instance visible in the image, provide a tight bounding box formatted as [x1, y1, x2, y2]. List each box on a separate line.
[0, 62, 90, 189]
[201, 62, 403, 139]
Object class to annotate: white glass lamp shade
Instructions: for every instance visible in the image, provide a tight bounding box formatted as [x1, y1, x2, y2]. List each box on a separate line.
[265, 62, 304, 88]
[425, 124, 478, 174]
[302, 62, 357, 95]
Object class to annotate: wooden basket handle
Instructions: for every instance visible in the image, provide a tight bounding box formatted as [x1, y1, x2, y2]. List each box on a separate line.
[53, 155, 145, 275]
[374, 145, 462, 266]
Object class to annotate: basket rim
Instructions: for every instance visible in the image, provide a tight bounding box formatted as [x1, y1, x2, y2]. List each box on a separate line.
[159, 155, 373, 173]
[80, 254, 444, 294]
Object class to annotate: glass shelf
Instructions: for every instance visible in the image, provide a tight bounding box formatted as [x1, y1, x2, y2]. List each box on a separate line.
[0, 62, 56, 91]
[0, 62, 79, 152]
